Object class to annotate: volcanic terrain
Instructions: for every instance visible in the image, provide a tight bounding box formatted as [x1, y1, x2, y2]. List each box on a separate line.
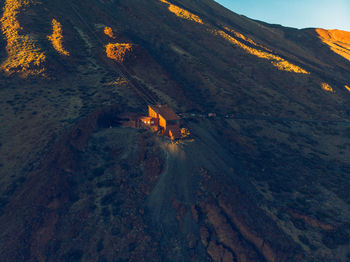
[0, 0, 350, 261]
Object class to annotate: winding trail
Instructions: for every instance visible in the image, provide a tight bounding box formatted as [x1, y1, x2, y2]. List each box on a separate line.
[145, 120, 262, 261]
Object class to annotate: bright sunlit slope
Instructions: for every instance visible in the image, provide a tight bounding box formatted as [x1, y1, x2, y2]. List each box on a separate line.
[315, 29, 350, 61]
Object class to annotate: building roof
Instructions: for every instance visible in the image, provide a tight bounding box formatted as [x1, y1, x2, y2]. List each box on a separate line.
[149, 105, 181, 121]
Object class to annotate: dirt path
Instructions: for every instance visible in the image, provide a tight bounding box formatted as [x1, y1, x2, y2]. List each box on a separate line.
[147, 140, 195, 224]
[147, 119, 260, 223]
[146, 120, 262, 261]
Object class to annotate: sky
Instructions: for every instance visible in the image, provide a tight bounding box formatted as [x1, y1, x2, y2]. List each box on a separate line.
[215, 0, 350, 31]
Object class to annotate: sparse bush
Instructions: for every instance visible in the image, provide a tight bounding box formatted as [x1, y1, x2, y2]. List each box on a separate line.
[0, 197, 9, 216]
[181, 127, 190, 138]
[47, 19, 70, 56]
[62, 249, 83, 262]
[96, 179, 114, 188]
[106, 43, 134, 63]
[5, 182, 17, 196]
[104, 26, 116, 39]
[101, 207, 110, 218]
[112, 204, 121, 216]
[98, 256, 108, 262]
[97, 238, 104, 252]
[128, 242, 136, 252]
[0, 0, 46, 74]
[111, 227, 120, 235]
[88, 203, 97, 212]
[68, 191, 79, 203]
[298, 235, 310, 246]
[100, 191, 117, 206]
[321, 83, 334, 93]
[93, 167, 105, 177]
[292, 218, 307, 230]
[322, 229, 349, 249]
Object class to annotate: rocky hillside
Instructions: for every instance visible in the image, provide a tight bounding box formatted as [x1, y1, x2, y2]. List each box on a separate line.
[0, 0, 350, 261]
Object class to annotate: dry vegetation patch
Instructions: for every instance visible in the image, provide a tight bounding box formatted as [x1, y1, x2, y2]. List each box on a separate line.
[106, 43, 134, 63]
[321, 82, 335, 93]
[47, 19, 70, 56]
[0, 0, 46, 75]
[213, 29, 309, 74]
[159, 0, 203, 24]
[223, 26, 273, 52]
[104, 26, 116, 39]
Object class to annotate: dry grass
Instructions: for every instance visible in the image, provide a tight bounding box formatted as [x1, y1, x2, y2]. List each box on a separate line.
[104, 26, 116, 39]
[47, 19, 70, 56]
[213, 29, 309, 74]
[0, 0, 46, 75]
[321, 83, 335, 93]
[223, 26, 273, 52]
[158, 1, 308, 75]
[159, 0, 203, 24]
[106, 43, 134, 63]
[180, 127, 190, 138]
[103, 77, 129, 87]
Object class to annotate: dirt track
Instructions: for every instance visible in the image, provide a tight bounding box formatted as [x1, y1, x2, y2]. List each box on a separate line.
[146, 119, 262, 261]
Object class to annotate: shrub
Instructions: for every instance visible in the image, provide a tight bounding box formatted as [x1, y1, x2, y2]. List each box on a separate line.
[292, 218, 307, 230]
[97, 239, 104, 252]
[0, 197, 9, 216]
[100, 191, 118, 206]
[104, 26, 116, 39]
[62, 249, 83, 262]
[0, 0, 46, 74]
[101, 207, 110, 218]
[106, 43, 134, 63]
[322, 229, 349, 249]
[98, 256, 108, 262]
[298, 235, 310, 246]
[47, 19, 70, 56]
[321, 83, 335, 93]
[181, 127, 191, 138]
[111, 227, 120, 235]
[96, 179, 114, 188]
[93, 167, 105, 177]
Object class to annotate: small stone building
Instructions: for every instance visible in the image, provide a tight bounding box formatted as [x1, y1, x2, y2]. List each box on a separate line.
[147, 105, 182, 139]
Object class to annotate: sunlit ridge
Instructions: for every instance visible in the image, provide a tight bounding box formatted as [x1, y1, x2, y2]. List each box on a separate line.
[213, 29, 309, 74]
[316, 29, 350, 62]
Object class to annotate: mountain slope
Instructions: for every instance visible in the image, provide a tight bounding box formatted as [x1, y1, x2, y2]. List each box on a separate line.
[0, 0, 350, 261]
